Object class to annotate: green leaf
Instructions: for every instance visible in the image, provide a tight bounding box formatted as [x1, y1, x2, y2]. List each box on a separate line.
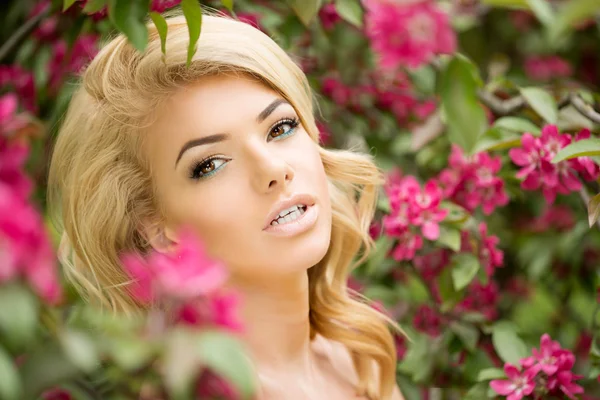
[366, 235, 395, 276]
[473, 127, 521, 153]
[526, 0, 555, 25]
[63, 0, 78, 11]
[520, 87, 558, 124]
[464, 383, 492, 400]
[197, 331, 256, 399]
[82, 0, 107, 13]
[437, 266, 463, 312]
[491, 321, 529, 365]
[493, 116, 541, 134]
[149, 12, 168, 56]
[59, 330, 99, 373]
[440, 55, 488, 154]
[0, 283, 39, 350]
[549, 0, 600, 43]
[334, 0, 363, 27]
[164, 329, 201, 398]
[0, 347, 22, 400]
[552, 138, 600, 163]
[480, 0, 527, 7]
[437, 226, 461, 252]
[477, 367, 506, 381]
[450, 321, 480, 352]
[108, 336, 157, 371]
[451, 253, 481, 291]
[181, 0, 203, 66]
[107, 0, 149, 52]
[220, 0, 234, 11]
[286, 0, 323, 26]
[398, 334, 434, 382]
[587, 193, 600, 228]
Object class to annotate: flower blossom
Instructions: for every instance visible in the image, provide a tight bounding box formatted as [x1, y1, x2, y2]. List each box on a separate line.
[437, 145, 509, 215]
[364, 0, 456, 69]
[509, 125, 599, 204]
[150, 0, 182, 13]
[0, 183, 62, 304]
[524, 56, 572, 82]
[383, 176, 448, 261]
[490, 364, 536, 400]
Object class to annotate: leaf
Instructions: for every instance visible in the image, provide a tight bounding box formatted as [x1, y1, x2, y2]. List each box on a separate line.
[491, 321, 529, 365]
[108, 336, 157, 371]
[520, 87, 558, 124]
[437, 266, 464, 312]
[440, 55, 488, 155]
[181, 0, 203, 66]
[587, 193, 600, 228]
[526, 0, 555, 25]
[549, 0, 600, 43]
[196, 331, 256, 399]
[477, 367, 506, 381]
[107, 0, 150, 52]
[0, 347, 22, 400]
[164, 329, 201, 398]
[451, 253, 481, 291]
[480, 0, 527, 7]
[59, 330, 99, 373]
[286, 0, 323, 26]
[150, 12, 168, 56]
[20, 344, 82, 399]
[552, 138, 600, 163]
[366, 235, 395, 276]
[63, 0, 79, 11]
[450, 321, 480, 352]
[220, 0, 234, 12]
[493, 116, 541, 134]
[82, 0, 107, 13]
[335, 0, 364, 27]
[473, 127, 521, 153]
[437, 226, 461, 252]
[398, 334, 434, 382]
[464, 383, 492, 400]
[0, 283, 39, 350]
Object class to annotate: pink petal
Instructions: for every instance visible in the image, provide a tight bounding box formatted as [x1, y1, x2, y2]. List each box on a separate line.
[490, 380, 516, 395]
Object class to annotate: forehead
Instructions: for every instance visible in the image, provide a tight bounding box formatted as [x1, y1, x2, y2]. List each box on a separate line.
[145, 74, 287, 153]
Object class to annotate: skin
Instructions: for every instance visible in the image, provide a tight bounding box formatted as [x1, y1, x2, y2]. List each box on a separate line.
[142, 74, 403, 399]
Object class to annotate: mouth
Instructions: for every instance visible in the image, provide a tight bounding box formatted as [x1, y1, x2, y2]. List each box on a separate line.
[269, 204, 308, 226]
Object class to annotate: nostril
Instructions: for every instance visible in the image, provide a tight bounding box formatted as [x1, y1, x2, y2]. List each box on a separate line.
[268, 180, 277, 188]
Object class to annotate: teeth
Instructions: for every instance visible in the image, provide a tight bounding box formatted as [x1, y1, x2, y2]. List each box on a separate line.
[277, 205, 299, 219]
[270, 206, 307, 226]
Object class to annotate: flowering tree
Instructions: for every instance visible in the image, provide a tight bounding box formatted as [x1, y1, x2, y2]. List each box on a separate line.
[2, 0, 600, 399]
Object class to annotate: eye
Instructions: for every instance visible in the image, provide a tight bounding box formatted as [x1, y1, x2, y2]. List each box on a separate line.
[268, 117, 300, 141]
[189, 156, 229, 180]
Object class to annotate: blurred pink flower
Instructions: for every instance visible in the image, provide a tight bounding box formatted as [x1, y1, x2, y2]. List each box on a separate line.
[150, 0, 181, 13]
[524, 56, 572, 82]
[490, 364, 536, 400]
[316, 121, 332, 146]
[237, 12, 264, 31]
[364, 0, 456, 69]
[0, 183, 62, 304]
[457, 281, 499, 320]
[42, 388, 73, 400]
[413, 304, 443, 337]
[176, 292, 243, 333]
[0, 65, 37, 113]
[477, 222, 504, 276]
[0, 135, 33, 199]
[319, 3, 341, 30]
[121, 227, 228, 303]
[196, 368, 239, 400]
[48, 34, 99, 93]
[321, 76, 351, 106]
[529, 204, 575, 232]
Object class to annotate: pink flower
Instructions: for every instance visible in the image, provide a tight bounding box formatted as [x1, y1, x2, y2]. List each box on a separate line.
[196, 368, 239, 400]
[364, 0, 456, 69]
[457, 281, 499, 320]
[237, 12, 264, 32]
[321, 76, 351, 106]
[509, 125, 595, 204]
[42, 388, 73, 400]
[316, 121, 332, 146]
[413, 248, 450, 282]
[150, 0, 181, 13]
[478, 222, 503, 276]
[412, 304, 443, 337]
[48, 35, 99, 93]
[383, 176, 448, 261]
[319, 3, 341, 30]
[176, 292, 243, 333]
[121, 227, 229, 303]
[0, 183, 62, 304]
[438, 145, 509, 215]
[0, 135, 34, 201]
[0, 66, 36, 113]
[571, 128, 600, 181]
[490, 364, 536, 400]
[529, 204, 575, 232]
[524, 56, 572, 82]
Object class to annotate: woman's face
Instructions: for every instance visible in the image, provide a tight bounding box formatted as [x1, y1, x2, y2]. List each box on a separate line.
[143, 75, 332, 281]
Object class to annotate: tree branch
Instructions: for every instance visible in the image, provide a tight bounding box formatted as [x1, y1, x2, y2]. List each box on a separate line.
[0, 3, 51, 63]
[569, 93, 600, 124]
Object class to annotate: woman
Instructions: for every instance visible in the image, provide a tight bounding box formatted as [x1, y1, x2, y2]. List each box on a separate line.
[48, 10, 404, 400]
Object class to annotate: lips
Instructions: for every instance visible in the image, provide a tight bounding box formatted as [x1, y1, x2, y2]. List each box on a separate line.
[263, 193, 316, 230]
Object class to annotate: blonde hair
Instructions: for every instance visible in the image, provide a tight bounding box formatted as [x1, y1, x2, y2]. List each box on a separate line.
[48, 11, 398, 399]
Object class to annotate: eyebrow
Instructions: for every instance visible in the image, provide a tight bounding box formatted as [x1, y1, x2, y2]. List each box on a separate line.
[175, 98, 290, 167]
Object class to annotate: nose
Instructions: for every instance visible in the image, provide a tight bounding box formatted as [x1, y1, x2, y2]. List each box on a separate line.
[247, 142, 295, 194]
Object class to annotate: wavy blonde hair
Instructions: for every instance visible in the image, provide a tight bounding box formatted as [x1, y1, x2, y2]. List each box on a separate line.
[47, 11, 399, 400]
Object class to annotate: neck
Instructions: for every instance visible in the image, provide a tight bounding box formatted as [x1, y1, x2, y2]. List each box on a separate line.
[227, 271, 315, 374]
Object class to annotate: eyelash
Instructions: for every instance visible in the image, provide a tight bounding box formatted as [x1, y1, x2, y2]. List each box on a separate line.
[188, 117, 300, 180]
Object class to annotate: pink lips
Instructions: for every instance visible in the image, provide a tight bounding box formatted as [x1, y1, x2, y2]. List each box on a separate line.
[263, 193, 318, 237]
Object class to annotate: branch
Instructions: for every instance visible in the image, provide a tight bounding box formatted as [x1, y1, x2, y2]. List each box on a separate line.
[569, 93, 600, 124]
[578, 186, 600, 230]
[0, 3, 51, 63]
[477, 90, 525, 115]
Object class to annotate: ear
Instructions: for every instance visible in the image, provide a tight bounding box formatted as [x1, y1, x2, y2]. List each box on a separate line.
[139, 219, 179, 254]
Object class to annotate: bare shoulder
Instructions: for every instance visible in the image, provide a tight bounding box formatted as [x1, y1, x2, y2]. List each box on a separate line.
[313, 335, 405, 400]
